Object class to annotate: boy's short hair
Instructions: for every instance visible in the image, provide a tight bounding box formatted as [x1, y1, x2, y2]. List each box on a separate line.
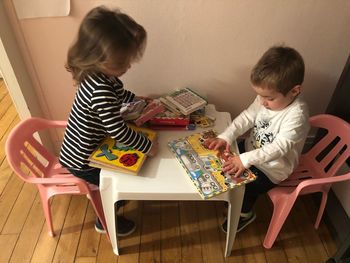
[250, 46, 305, 95]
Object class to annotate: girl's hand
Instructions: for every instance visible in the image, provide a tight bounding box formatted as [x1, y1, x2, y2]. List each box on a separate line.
[205, 138, 230, 151]
[135, 96, 153, 103]
[222, 155, 245, 178]
[147, 140, 158, 157]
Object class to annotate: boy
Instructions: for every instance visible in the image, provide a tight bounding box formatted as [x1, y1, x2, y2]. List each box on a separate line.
[207, 45, 310, 233]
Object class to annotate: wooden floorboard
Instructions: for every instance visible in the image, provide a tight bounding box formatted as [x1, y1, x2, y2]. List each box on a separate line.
[0, 78, 338, 262]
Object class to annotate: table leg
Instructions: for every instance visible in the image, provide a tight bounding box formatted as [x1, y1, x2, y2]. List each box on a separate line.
[100, 180, 120, 255]
[225, 185, 245, 257]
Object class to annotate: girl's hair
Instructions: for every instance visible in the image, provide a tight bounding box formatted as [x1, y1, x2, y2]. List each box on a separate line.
[250, 46, 304, 95]
[66, 6, 147, 83]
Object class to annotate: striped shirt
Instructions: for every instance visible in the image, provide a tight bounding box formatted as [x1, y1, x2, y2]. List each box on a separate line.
[59, 73, 152, 170]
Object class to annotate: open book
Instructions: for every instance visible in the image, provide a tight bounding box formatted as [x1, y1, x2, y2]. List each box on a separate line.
[89, 126, 157, 174]
[168, 130, 256, 199]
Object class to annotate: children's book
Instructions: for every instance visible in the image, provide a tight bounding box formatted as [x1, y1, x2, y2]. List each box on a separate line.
[89, 125, 157, 174]
[168, 130, 256, 199]
[161, 88, 207, 115]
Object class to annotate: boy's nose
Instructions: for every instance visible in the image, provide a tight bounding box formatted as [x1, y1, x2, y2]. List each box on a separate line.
[260, 99, 267, 106]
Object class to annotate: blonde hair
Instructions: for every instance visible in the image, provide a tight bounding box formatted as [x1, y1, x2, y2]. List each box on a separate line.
[66, 6, 147, 83]
[250, 46, 304, 95]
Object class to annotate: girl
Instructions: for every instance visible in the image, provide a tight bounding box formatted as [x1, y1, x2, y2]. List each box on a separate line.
[59, 6, 158, 236]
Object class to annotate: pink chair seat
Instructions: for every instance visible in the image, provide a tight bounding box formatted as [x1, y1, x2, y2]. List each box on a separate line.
[5, 117, 108, 237]
[263, 114, 350, 249]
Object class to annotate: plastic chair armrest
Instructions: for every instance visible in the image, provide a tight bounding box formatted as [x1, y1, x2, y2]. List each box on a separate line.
[295, 172, 350, 194]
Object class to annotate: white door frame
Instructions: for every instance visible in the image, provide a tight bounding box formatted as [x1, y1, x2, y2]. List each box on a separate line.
[0, 37, 31, 120]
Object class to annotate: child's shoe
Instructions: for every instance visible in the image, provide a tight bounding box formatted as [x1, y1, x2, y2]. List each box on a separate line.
[95, 218, 107, 234]
[117, 216, 136, 237]
[221, 211, 256, 233]
[116, 200, 128, 210]
[94, 216, 136, 237]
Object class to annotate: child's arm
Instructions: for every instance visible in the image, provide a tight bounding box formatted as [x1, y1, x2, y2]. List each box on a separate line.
[92, 86, 152, 154]
[205, 137, 231, 151]
[222, 155, 245, 177]
[217, 96, 260, 145]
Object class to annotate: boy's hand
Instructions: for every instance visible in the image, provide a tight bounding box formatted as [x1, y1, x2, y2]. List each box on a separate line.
[222, 155, 245, 178]
[147, 141, 158, 157]
[205, 138, 230, 151]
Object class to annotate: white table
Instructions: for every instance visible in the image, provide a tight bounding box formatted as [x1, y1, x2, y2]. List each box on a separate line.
[99, 104, 244, 257]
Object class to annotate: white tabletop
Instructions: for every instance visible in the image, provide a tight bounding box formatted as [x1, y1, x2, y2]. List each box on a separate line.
[99, 104, 232, 200]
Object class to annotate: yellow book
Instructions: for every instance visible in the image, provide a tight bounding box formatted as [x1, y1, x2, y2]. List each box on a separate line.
[89, 125, 157, 174]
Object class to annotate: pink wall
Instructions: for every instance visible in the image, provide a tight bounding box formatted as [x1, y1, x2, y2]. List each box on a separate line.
[4, 0, 350, 121]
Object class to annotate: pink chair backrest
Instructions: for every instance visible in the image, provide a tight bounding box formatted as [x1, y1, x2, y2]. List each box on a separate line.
[285, 114, 350, 185]
[306, 114, 350, 177]
[5, 117, 67, 183]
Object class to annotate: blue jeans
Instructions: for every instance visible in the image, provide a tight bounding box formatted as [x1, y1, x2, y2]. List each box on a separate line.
[238, 141, 276, 213]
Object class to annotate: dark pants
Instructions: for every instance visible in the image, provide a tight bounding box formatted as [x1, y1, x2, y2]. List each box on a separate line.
[67, 167, 126, 210]
[68, 167, 101, 186]
[238, 141, 276, 213]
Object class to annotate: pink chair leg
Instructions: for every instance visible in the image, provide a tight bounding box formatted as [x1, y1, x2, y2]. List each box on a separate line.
[315, 192, 328, 229]
[38, 188, 55, 237]
[263, 200, 295, 249]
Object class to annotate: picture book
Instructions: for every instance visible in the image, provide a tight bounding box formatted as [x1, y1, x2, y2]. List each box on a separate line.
[168, 130, 256, 199]
[89, 125, 157, 174]
[161, 88, 207, 115]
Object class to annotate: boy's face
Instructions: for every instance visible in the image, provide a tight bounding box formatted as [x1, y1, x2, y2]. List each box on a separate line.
[252, 85, 301, 111]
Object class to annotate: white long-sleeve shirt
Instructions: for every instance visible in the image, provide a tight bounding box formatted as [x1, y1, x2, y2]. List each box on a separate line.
[218, 96, 310, 184]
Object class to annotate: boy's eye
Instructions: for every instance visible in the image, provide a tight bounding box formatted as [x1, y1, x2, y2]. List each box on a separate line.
[267, 98, 274, 101]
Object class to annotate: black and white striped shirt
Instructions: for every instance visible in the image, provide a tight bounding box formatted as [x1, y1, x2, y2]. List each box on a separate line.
[59, 73, 152, 170]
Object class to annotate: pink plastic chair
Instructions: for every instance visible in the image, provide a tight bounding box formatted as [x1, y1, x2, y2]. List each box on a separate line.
[5, 117, 108, 237]
[264, 114, 350, 249]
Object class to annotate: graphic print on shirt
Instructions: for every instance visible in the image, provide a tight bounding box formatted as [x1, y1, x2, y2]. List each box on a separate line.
[251, 117, 274, 148]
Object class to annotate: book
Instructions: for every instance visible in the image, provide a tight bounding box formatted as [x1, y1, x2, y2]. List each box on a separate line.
[89, 125, 157, 174]
[149, 110, 190, 126]
[168, 130, 256, 199]
[134, 99, 165, 126]
[161, 88, 207, 115]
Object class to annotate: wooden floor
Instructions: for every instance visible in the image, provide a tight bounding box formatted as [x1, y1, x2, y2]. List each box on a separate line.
[0, 79, 337, 263]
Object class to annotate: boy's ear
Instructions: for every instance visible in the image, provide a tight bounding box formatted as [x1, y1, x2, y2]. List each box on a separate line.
[290, 85, 301, 97]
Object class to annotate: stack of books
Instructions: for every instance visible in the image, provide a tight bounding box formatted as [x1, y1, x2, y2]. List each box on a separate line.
[120, 88, 207, 130]
[150, 88, 207, 130]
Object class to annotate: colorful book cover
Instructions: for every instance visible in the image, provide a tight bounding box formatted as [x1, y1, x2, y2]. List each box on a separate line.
[168, 130, 256, 199]
[89, 126, 157, 174]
